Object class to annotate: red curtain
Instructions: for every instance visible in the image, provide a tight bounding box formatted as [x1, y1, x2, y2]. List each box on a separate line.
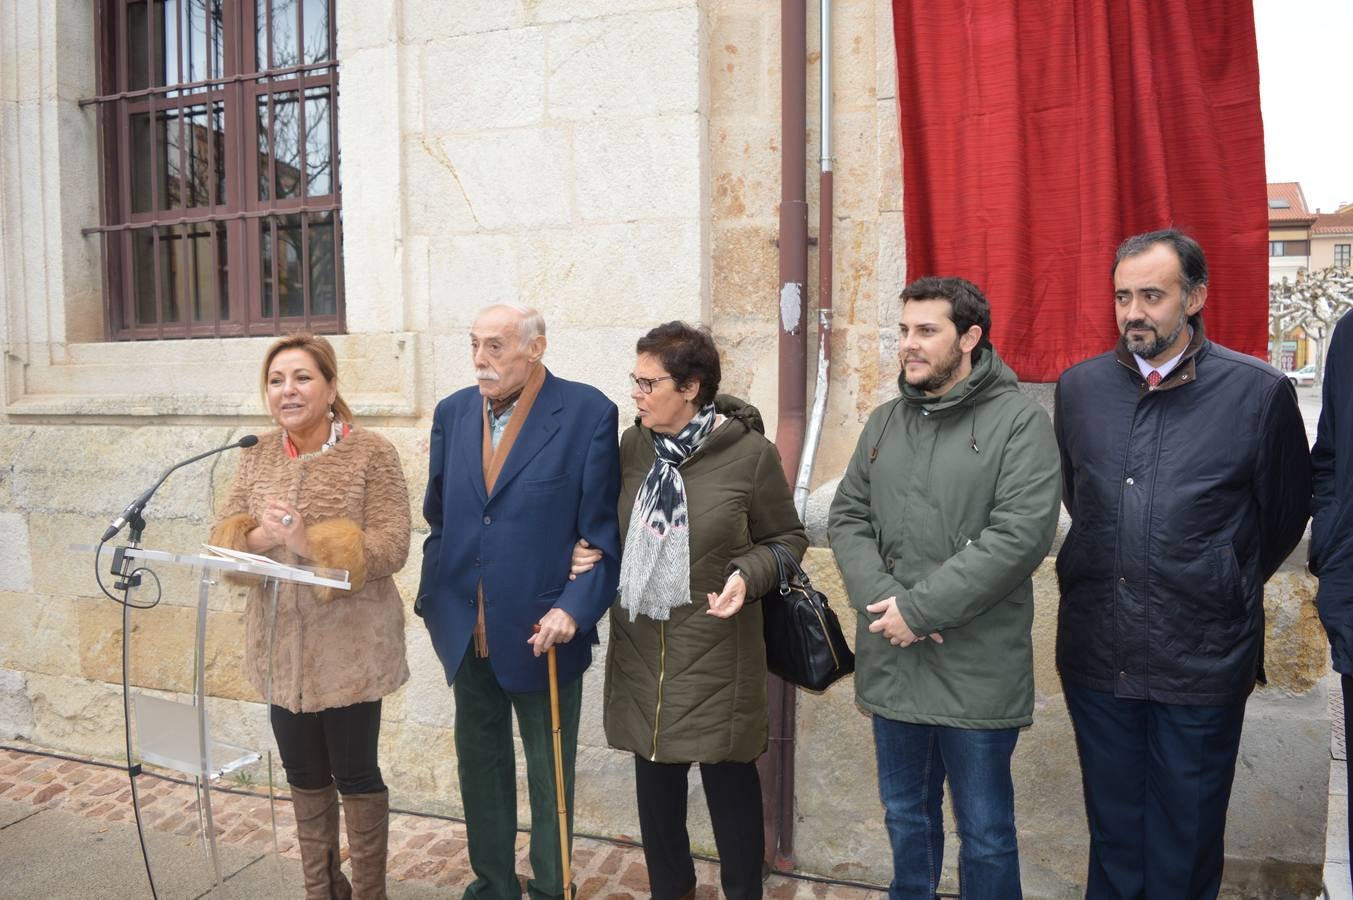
[892, 0, 1269, 382]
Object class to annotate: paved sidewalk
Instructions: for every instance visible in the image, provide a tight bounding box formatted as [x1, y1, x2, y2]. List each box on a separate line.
[1326, 676, 1350, 900]
[0, 745, 885, 899]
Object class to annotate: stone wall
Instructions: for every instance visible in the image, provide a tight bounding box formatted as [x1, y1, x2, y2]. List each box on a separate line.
[707, 0, 904, 483]
[0, 1, 1333, 896]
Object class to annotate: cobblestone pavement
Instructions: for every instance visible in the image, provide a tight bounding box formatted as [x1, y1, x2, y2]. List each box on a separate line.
[0, 746, 885, 899]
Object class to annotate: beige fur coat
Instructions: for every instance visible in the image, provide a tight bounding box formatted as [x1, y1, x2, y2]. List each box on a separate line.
[211, 428, 411, 713]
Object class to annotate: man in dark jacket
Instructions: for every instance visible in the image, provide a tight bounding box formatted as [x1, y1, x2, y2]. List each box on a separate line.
[830, 277, 1062, 899]
[1313, 310, 1353, 873]
[1054, 229, 1310, 899]
[417, 303, 621, 900]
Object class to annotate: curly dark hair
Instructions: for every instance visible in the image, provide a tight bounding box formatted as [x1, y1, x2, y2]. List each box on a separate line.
[635, 321, 721, 407]
[899, 276, 993, 352]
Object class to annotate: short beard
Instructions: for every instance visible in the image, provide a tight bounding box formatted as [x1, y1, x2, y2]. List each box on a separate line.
[1121, 312, 1188, 360]
[905, 338, 965, 393]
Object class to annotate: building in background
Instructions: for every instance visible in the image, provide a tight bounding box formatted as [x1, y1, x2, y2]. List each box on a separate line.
[1266, 187, 1353, 378]
[1313, 203, 1353, 272]
[3, 0, 903, 886]
[1268, 181, 1315, 285]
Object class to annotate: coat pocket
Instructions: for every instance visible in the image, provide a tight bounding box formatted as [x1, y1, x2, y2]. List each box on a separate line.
[1211, 544, 1247, 622]
[522, 473, 568, 494]
[1055, 527, 1085, 589]
[1313, 496, 1353, 576]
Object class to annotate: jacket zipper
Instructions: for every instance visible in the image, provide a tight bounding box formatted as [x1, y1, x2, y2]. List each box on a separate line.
[650, 621, 666, 761]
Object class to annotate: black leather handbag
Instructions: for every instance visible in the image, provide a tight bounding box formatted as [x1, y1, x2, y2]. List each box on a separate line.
[760, 543, 855, 692]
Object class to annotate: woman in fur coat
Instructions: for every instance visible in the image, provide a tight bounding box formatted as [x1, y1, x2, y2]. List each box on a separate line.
[210, 333, 410, 900]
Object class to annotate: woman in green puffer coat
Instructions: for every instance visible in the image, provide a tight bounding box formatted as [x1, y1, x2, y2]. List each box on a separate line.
[572, 321, 806, 900]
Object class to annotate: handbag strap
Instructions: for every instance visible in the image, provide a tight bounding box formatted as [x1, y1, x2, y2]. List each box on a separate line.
[766, 543, 814, 595]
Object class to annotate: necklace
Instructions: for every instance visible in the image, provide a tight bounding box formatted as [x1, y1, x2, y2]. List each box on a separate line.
[283, 421, 349, 459]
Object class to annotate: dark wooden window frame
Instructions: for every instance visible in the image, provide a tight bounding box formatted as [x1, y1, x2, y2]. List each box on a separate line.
[84, 0, 344, 340]
[1336, 243, 1351, 269]
[1270, 240, 1310, 258]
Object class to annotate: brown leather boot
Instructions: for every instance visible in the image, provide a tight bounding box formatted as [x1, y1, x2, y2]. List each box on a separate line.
[291, 783, 352, 900]
[342, 789, 390, 899]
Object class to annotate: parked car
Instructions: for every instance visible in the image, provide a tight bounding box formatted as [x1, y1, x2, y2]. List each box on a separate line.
[1284, 363, 1316, 387]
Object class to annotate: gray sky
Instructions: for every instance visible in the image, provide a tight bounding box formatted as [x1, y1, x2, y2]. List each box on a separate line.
[1255, 0, 1353, 213]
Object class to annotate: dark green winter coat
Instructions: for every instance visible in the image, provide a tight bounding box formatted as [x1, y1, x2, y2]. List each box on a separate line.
[603, 395, 808, 763]
[828, 348, 1061, 728]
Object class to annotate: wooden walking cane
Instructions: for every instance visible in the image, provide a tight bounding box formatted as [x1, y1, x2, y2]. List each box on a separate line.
[534, 624, 573, 900]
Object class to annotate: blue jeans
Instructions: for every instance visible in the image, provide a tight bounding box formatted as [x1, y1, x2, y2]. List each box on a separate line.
[872, 716, 1021, 899]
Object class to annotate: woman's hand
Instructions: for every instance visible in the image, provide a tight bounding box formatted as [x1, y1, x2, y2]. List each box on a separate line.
[245, 499, 283, 554]
[261, 497, 309, 558]
[568, 538, 603, 581]
[706, 571, 747, 619]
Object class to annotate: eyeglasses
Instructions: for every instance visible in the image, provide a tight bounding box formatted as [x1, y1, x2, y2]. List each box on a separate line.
[628, 373, 676, 394]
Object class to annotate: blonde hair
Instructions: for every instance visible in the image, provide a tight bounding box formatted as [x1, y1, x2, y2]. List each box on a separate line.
[260, 333, 354, 423]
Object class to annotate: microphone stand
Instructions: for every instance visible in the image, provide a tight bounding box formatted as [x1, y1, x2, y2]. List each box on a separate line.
[112, 508, 159, 900]
[101, 435, 254, 900]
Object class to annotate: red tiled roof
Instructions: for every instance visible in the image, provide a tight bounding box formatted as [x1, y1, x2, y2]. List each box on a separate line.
[1314, 209, 1353, 236]
[1268, 182, 1316, 224]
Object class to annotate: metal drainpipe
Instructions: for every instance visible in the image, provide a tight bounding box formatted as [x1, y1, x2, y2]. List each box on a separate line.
[794, 0, 833, 520]
[778, 0, 833, 868]
[767, 0, 809, 872]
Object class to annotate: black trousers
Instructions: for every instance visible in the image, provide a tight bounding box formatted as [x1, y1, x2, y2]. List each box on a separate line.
[1345, 674, 1353, 883]
[270, 700, 385, 795]
[1064, 685, 1247, 900]
[633, 755, 764, 900]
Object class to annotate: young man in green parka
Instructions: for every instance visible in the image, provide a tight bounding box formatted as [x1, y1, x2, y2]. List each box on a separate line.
[828, 276, 1062, 899]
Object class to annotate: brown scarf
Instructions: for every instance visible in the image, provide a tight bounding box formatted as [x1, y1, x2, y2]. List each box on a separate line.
[473, 362, 548, 657]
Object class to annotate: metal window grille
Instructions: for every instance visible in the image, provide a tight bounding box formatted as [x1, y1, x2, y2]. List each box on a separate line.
[84, 0, 343, 340]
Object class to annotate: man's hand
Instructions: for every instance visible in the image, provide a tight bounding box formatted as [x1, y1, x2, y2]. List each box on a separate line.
[866, 596, 943, 647]
[528, 608, 578, 656]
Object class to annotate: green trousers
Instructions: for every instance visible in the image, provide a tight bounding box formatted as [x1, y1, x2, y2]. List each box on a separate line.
[453, 650, 581, 900]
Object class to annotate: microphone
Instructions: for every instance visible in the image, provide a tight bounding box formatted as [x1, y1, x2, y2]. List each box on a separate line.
[101, 434, 260, 542]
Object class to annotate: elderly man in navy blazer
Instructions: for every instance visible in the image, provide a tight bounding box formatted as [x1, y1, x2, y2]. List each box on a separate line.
[417, 302, 620, 900]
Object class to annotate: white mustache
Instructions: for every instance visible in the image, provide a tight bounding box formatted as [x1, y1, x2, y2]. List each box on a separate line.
[475, 368, 500, 381]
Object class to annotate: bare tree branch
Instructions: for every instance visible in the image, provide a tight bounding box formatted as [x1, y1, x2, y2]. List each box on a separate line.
[1270, 267, 1353, 381]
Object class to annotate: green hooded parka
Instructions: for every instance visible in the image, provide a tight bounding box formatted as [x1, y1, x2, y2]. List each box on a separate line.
[828, 348, 1061, 729]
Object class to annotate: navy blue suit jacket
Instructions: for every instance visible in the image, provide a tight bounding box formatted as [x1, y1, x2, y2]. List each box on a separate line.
[416, 370, 621, 694]
[1314, 312, 1353, 673]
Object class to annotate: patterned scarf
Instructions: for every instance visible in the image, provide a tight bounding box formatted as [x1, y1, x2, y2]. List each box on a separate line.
[618, 402, 718, 621]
